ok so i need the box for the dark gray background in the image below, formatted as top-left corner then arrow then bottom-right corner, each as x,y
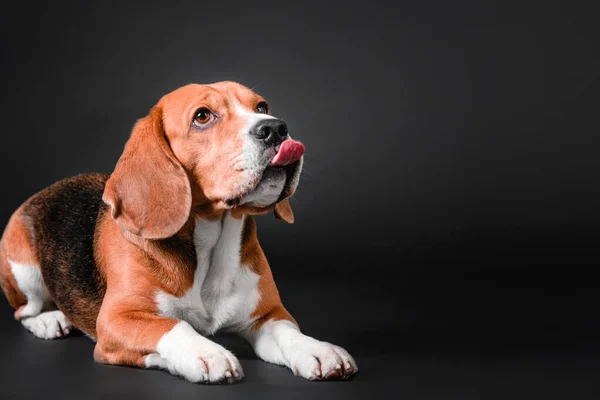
1,1 -> 600,399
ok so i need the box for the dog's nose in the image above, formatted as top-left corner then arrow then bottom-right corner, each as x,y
251,119 -> 288,146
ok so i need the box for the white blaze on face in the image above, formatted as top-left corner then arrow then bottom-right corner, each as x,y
233,98 -> 277,127
231,99 -> 289,207
233,98 -> 275,173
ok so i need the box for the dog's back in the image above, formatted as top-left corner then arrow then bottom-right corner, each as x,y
0,173 -> 108,337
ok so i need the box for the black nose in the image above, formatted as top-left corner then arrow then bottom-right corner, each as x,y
250,119 -> 288,145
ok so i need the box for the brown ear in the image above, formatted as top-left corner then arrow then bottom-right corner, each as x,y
103,107 -> 191,239
273,198 -> 294,224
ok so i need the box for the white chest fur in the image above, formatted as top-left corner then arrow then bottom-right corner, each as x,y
155,212 -> 260,335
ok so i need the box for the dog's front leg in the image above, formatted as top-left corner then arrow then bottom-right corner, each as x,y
239,216 -> 357,380
94,305 -> 243,383
245,319 -> 358,380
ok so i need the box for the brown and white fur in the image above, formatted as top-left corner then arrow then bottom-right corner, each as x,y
0,82 -> 356,383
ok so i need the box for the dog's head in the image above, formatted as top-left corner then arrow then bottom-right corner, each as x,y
103,82 -> 303,239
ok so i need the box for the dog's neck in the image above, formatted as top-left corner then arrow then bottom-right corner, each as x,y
192,212 -> 246,292
117,209 -> 248,295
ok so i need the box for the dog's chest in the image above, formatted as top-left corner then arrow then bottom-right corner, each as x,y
155,213 -> 260,335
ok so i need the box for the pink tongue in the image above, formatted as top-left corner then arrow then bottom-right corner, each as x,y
270,139 -> 305,166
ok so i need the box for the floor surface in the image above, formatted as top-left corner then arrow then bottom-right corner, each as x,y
1,247 -> 600,399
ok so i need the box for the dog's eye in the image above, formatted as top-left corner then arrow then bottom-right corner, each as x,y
255,102 -> 269,114
193,108 -> 215,127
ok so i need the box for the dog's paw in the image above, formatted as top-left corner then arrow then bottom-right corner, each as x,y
290,341 -> 358,381
147,344 -> 244,384
21,310 -> 73,339
191,345 -> 244,384
146,323 -> 244,384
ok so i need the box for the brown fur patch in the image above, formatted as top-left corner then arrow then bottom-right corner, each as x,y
0,208 -> 37,316
274,199 -> 295,223
241,216 -> 297,330
103,107 -> 192,240
93,211 -> 195,362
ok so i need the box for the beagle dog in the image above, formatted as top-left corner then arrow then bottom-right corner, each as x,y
0,82 -> 357,383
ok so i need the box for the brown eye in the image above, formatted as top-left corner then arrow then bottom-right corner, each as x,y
255,102 -> 269,114
193,107 -> 215,127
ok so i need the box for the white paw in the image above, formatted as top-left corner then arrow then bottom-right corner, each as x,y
147,343 -> 244,384
290,340 -> 358,381
147,322 -> 244,384
21,310 -> 73,339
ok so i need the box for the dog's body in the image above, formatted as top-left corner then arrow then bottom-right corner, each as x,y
0,82 -> 356,383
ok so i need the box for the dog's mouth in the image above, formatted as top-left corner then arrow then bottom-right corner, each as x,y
224,141 -> 304,209
266,160 -> 302,201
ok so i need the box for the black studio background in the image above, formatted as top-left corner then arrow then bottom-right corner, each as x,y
1,1 -> 600,399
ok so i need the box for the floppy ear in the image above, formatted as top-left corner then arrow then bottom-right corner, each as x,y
273,198 -> 294,224
103,106 -> 192,239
